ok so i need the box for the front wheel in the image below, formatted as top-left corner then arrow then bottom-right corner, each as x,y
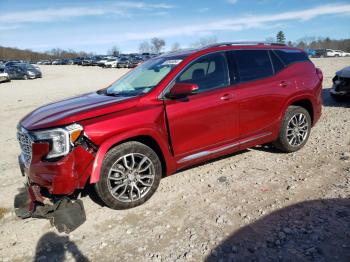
95,142 -> 162,209
273,106 -> 311,153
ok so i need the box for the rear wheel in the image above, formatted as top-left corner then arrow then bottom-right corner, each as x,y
273,106 -> 311,152
23,75 -> 28,80
95,142 -> 162,209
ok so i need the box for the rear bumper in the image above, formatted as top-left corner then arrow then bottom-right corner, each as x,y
19,143 -> 95,195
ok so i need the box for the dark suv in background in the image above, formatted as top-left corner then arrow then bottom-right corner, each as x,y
17,42 -> 322,222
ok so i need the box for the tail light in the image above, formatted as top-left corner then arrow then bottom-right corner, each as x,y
316,68 -> 323,81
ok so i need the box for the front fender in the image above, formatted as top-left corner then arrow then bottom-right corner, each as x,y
89,128 -> 175,184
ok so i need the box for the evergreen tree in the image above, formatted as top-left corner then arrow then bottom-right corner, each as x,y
276,31 -> 286,44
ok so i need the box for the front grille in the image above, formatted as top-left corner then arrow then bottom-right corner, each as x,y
17,127 -> 33,166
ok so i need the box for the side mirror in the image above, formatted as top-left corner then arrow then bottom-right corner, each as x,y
166,83 -> 199,99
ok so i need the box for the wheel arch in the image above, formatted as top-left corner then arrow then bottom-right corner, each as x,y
290,99 -> 314,124
89,130 -> 175,184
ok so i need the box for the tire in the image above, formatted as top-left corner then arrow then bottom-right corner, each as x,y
23,75 -> 28,80
273,106 -> 311,153
330,92 -> 348,102
95,141 -> 162,209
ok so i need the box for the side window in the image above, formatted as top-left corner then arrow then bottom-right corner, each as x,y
234,50 -> 273,82
269,50 -> 285,73
177,52 -> 229,92
274,49 -> 309,65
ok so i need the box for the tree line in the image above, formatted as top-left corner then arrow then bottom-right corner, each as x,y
1,34 -> 350,61
0,46 -> 92,61
273,31 -> 350,52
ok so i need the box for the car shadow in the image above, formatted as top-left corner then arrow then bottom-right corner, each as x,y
322,88 -> 350,108
34,232 -> 89,262
205,198 -> 350,262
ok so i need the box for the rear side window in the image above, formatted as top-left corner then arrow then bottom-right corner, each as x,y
274,49 -> 309,65
232,50 -> 273,82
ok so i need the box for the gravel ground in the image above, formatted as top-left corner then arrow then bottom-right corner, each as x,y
0,59 -> 349,262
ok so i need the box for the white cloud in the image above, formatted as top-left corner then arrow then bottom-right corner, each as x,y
118,3 -> 350,41
0,1 -> 174,24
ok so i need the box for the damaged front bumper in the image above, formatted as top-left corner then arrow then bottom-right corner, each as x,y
14,142 -> 94,233
14,183 -> 86,233
330,73 -> 350,97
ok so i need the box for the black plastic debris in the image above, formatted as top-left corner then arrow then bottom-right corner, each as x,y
14,188 -> 86,233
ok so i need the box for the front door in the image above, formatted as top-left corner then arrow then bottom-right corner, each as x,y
164,52 -> 239,162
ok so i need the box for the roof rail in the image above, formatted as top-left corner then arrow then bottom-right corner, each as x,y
204,41 -> 286,48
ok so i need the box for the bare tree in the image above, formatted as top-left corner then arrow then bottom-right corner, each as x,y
151,37 -> 166,54
191,36 -> 218,48
139,41 -> 151,53
171,42 -> 181,51
107,46 -> 120,56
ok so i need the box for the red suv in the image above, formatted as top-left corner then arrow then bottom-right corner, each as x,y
17,42 -> 323,211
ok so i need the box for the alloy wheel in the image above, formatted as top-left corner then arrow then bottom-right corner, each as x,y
107,153 -> 155,203
286,113 -> 309,147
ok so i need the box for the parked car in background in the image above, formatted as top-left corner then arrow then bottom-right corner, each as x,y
52,59 -> 63,65
72,57 -> 84,65
4,60 -> 21,67
7,63 -> 42,79
81,57 -> 93,66
337,50 -> 350,57
127,58 -> 143,68
330,66 -> 350,100
17,42 -> 322,217
104,58 -> 119,68
41,60 -> 52,65
31,64 -> 41,71
305,49 -> 315,57
97,57 -> 114,67
116,57 -> 129,68
6,65 -> 28,79
0,65 -> 10,83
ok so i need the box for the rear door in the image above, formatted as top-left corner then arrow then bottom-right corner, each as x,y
164,52 -> 239,161
226,49 -> 292,141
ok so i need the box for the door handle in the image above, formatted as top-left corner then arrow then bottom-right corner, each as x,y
220,94 -> 233,101
279,81 -> 291,87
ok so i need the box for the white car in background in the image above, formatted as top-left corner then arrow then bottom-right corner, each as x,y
97,57 -> 115,67
104,58 -> 120,68
337,50 -> 350,57
0,67 -> 10,83
325,49 -> 350,57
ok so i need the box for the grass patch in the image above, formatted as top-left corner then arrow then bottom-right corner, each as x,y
0,207 -> 8,220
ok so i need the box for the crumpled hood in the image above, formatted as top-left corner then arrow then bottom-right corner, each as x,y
336,66 -> 350,78
20,92 -> 138,130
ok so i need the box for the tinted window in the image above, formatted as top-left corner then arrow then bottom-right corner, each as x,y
226,52 -> 239,84
274,49 -> 309,65
269,50 -> 285,73
177,52 -> 229,92
234,50 -> 273,82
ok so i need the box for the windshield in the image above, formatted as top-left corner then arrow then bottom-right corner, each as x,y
105,57 -> 183,96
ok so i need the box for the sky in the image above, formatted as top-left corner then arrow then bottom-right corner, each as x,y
1,0 -> 350,54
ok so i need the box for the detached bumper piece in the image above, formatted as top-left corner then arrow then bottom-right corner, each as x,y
14,184 -> 86,233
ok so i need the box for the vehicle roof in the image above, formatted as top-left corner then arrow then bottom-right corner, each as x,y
160,42 -> 302,59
